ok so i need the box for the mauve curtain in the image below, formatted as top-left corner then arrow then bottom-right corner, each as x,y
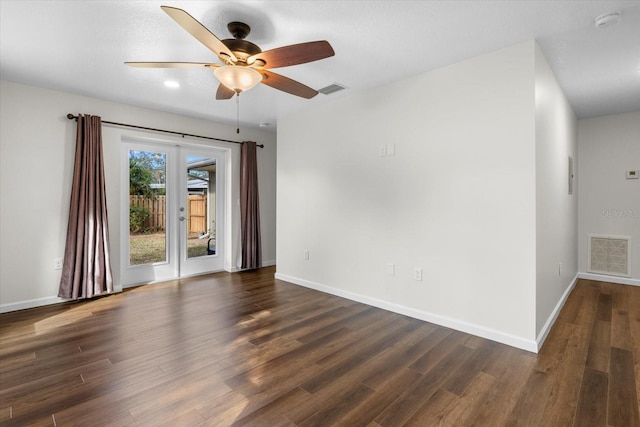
240,141 -> 262,270
58,114 -> 114,299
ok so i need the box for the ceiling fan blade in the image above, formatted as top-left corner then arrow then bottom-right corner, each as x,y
160,6 -> 238,63
216,84 -> 236,100
248,41 -> 334,69
259,70 -> 318,99
125,62 -> 218,68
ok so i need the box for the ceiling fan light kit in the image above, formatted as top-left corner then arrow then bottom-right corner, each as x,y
214,66 -> 262,93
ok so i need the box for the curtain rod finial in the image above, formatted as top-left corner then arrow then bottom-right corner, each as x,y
67,113 -> 76,120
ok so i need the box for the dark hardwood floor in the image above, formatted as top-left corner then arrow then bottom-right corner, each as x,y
1,267 -> 639,426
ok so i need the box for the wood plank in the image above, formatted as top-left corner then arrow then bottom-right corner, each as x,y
611,285 -> 633,351
505,369 -> 555,426
424,371 -> 496,426
408,330 -> 468,374
608,347 -> 640,427
441,340 -> 496,396
362,326 -> 453,391
283,347 -> 415,425
596,293 -> 612,322
223,327 -> 353,390
335,368 -> 424,426
196,364 -> 322,424
463,353 -> 536,426
298,383 -> 375,427
375,345 -> 474,426
403,387 -> 460,427
628,281 -> 640,414
300,316 -> 414,394
230,387 -> 311,427
573,367 -> 608,427
539,281 -> 601,426
585,319 -> 611,373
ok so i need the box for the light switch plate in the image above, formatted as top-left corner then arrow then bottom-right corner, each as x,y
386,263 -> 395,276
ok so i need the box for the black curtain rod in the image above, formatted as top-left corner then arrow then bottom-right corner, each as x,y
66,114 -> 264,148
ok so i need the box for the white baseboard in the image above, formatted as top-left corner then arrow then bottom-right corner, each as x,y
535,274 -> 579,351
227,260 -> 276,273
274,272 -> 538,353
0,296 -> 68,313
578,272 -> 640,287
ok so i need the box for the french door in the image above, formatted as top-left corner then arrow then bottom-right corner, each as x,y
121,140 -> 226,286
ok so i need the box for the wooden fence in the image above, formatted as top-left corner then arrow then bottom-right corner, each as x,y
129,195 -> 207,233
188,195 -> 207,234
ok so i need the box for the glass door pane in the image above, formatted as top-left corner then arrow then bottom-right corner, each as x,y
128,149 -> 168,266
179,147 -> 225,277
184,154 -> 216,259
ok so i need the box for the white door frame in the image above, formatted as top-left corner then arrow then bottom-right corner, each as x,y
120,136 -> 229,287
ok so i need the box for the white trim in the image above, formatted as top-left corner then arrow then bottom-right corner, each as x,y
227,260 -> 276,273
274,272 -> 538,353
536,274 -> 579,351
578,272 -> 640,287
0,293 -> 116,314
1,296 -> 67,313
121,269 -> 227,288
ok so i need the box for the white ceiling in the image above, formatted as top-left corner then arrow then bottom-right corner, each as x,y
2,1 -> 639,132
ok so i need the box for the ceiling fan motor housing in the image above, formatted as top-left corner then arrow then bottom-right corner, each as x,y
222,38 -> 262,60
222,22 -> 262,63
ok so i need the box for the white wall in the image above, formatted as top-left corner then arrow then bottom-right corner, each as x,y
277,41 -> 539,350
534,45 -> 578,339
0,80 -> 277,311
578,111 -> 640,284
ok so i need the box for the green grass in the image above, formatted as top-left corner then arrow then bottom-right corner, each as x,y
129,232 -> 212,265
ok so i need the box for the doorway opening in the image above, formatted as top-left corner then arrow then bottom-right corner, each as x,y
121,140 -> 226,286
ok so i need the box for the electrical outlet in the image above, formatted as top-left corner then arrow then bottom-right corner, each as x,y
386,144 -> 395,156
54,258 -> 63,270
414,268 -> 423,281
304,250 -> 310,260
379,145 -> 387,157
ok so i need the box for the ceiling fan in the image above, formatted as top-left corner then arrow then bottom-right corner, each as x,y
126,6 -> 335,100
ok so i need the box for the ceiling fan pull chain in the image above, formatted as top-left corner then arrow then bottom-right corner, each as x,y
236,92 -> 240,134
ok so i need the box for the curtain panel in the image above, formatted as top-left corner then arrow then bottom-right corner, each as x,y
58,114 -> 114,299
240,141 -> 262,270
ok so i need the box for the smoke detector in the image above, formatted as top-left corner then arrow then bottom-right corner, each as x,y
594,12 -> 621,28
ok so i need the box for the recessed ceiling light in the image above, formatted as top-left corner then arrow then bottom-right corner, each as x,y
594,12 -> 621,28
164,80 -> 180,88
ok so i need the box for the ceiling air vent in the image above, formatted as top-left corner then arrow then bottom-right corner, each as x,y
318,83 -> 348,95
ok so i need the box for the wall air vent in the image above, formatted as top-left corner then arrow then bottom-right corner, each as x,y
588,235 -> 631,277
318,83 -> 348,95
